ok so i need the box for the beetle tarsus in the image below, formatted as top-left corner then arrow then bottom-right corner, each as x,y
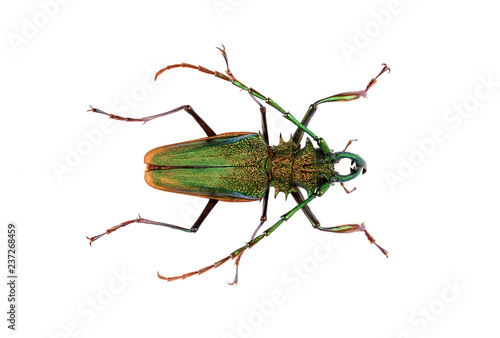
228,253 -> 243,285
216,44 -> 226,54
86,218 -> 137,245
375,243 -> 389,257
216,44 -> 235,80
86,105 -> 216,136
363,227 -> 388,257
86,236 -> 95,246
365,63 -> 391,92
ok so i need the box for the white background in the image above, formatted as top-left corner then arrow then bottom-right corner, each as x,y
1,0 -> 499,337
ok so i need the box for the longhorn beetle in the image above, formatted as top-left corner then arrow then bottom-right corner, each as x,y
87,45 -> 390,284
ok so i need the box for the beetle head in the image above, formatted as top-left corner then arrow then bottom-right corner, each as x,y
327,151 -> 367,184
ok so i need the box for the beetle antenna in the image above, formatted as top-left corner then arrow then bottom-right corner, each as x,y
361,223 -> 388,257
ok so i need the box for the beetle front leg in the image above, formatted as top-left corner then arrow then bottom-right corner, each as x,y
292,64 -> 390,144
291,190 -> 388,257
315,222 -> 388,257
87,199 -> 218,245
87,105 -> 216,137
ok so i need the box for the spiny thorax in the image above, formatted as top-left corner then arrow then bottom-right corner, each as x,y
270,136 -> 332,198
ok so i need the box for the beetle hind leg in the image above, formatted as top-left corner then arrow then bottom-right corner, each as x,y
315,222 -> 388,257
87,105 -> 216,137
247,93 -> 269,145
87,199 -> 218,245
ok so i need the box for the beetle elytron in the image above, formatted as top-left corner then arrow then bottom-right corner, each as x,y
87,46 -> 389,284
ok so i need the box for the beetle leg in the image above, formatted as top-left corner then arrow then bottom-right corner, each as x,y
155,48 -> 321,146
216,44 -> 235,80
229,188 -> 270,285
247,93 -> 270,145
86,199 -> 218,245
158,189 -> 318,282
87,105 -> 216,137
318,222 -> 388,257
292,64 -> 390,144
291,190 -> 388,257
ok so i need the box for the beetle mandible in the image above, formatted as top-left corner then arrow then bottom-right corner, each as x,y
87,45 -> 390,284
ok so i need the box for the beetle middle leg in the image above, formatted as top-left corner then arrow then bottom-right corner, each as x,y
227,93 -> 272,284
291,190 -> 388,256
229,188 -> 270,285
248,93 -> 269,145
158,187 -> 319,282
228,94 -> 270,285
88,105 -> 216,137
86,199 -> 218,245
216,44 -> 236,81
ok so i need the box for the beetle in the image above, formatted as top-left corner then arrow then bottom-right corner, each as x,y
87,45 -> 389,284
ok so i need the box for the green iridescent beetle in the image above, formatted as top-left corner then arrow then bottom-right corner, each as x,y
87,46 -> 390,284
